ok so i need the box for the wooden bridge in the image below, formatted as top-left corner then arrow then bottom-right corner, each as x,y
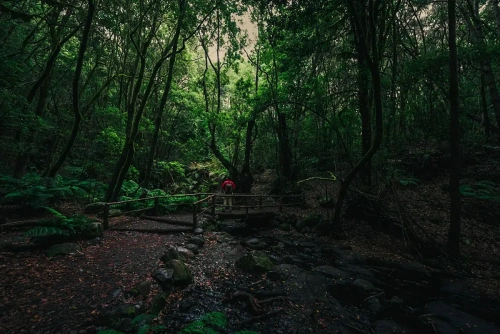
103,193 -> 304,233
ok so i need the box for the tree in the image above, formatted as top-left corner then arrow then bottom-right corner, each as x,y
447,0 -> 461,256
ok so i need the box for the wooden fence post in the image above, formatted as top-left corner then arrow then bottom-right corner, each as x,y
154,197 -> 159,216
103,204 -> 109,229
197,194 -> 201,212
211,195 -> 216,216
192,204 -> 197,230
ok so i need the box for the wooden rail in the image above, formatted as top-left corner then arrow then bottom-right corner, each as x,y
102,193 -> 304,231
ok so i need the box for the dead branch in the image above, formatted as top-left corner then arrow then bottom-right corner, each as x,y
224,291 -> 262,314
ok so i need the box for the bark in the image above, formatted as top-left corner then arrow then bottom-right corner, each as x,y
461,1 -> 500,134
481,72 -> 491,138
491,0 -> 500,41
47,0 -> 97,177
447,0 -> 461,256
142,0 -> 186,187
333,0 -> 384,230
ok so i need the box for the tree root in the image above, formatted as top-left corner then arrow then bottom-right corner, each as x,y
235,308 -> 284,327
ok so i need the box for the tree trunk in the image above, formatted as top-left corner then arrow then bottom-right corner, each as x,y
333,0 -> 384,230
491,0 -> 500,41
142,0 -> 186,187
447,0 -> 461,256
481,72 -> 491,138
47,0 -> 97,177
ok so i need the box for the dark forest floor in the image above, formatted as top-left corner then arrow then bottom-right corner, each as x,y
1,158 -> 500,334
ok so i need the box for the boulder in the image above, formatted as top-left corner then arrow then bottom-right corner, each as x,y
241,238 -> 266,250
151,268 -> 174,293
131,281 -> 151,297
236,251 -> 274,273
150,293 -> 166,315
83,222 -> 103,239
176,246 -> 195,260
194,228 -> 204,235
184,243 -> 199,254
46,243 -> 81,257
161,247 -> 182,263
84,202 -> 106,214
166,260 -> 193,286
188,236 -> 205,247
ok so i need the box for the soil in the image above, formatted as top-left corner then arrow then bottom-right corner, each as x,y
0,160 -> 499,334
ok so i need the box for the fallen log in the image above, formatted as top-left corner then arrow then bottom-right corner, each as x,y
0,219 -> 43,230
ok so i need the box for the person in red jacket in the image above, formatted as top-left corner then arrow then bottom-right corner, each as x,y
221,178 -> 236,211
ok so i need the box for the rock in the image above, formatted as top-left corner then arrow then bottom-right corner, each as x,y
241,238 -> 266,250
212,232 -> 233,243
84,202 -> 106,213
150,293 -> 166,315
303,213 -> 323,227
184,243 -> 199,254
176,246 -> 195,260
82,222 -> 103,239
372,320 -> 407,334
351,278 -> 379,295
366,297 -> 383,316
134,300 -> 146,314
133,281 -> 152,297
236,251 -> 274,273
166,259 -> 193,286
194,228 -> 204,235
151,268 -> 174,293
390,296 -> 404,306
117,303 -> 137,318
117,317 -> 134,332
161,246 -> 182,263
339,265 -> 374,278
111,288 -> 122,298
88,237 -> 102,246
423,300 -> 500,334
46,243 -> 81,257
313,265 -> 350,281
188,235 -> 205,247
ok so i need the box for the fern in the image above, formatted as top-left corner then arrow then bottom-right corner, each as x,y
460,181 -> 500,202
25,227 -> 69,238
41,206 -> 67,219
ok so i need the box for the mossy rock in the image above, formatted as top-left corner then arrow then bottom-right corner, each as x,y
167,260 -> 193,286
236,251 -> 273,273
151,293 -> 166,315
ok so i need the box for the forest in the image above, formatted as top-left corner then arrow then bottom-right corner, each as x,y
1,0 -> 500,333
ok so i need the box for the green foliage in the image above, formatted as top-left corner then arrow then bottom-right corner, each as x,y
97,330 -> 124,334
137,325 -> 150,334
178,312 -> 226,334
460,181 -> 500,202
24,207 -> 96,239
0,173 -> 91,207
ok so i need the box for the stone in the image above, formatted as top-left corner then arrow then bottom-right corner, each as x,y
241,238 -> 266,250
151,268 -> 174,293
313,265 -> 350,281
88,237 -> 102,246
194,228 -> 204,235
151,293 -> 166,315
184,243 -> 199,254
236,251 -> 274,273
161,247 -> 181,263
46,243 -> 81,257
366,297 -> 383,316
188,236 -> 205,247
134,281 -> 152,297
176,246 -> 195,260
166,259 -> 193,286
84,202 -> 106,214
134,300 -> 146,314
117,303 -> 137,318
303,213 -> 323,227
117,317 -> 134,332
82,222 -> 103,239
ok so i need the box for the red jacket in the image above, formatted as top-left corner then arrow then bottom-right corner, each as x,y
221,180 -> 236,193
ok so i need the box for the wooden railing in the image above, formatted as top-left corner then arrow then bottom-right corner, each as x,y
102,193 -> 304,231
